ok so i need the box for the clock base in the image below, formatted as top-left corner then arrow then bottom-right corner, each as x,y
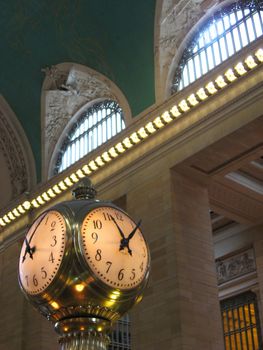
55,317 -> 110,350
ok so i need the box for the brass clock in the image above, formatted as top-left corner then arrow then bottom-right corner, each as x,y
79,206 -> 149,290
18,178 -> 150,349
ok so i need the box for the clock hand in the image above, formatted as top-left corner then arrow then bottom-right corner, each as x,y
22,213 -> 47,263
22,237 -> 33,262
110,215 -> 125,239
28,212 -> 48,245
120,220 -> 141,256
110,215 -> 133,256
127,219 -> 142,241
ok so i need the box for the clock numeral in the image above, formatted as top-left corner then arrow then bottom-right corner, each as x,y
103,212 -> 112,221
93,220 -> 102,230
49,252 -> 55,264
41,267 -> 47,279
106,261 -> 112,273
33,274 -> 38,286
115,212 -> 124,221
142,247 -> 146,258
95,249 -> 102,261
50,235 -> 57,247
25,275 -> 29,287
91,232 -> 98,244
45,215 -> 49,225
118,268 -> 124,281
50,221 -> 56,231
130,268 -> 136,280
140,262 -> 144,272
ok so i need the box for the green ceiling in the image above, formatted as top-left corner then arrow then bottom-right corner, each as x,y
1,0 -> 156,179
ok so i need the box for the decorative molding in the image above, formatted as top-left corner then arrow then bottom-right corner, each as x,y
216,248 -> 256,285
41,63 -> 132,180
0,96 -> 36,202
0,112 -> 27,197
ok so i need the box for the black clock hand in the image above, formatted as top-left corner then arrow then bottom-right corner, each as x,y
22,237 -> 33,263
110,215 -> 125,239
127,219 -> 142,241
110,215 -> 133,256
28,212 -> 48,245
22,213 -> 47,263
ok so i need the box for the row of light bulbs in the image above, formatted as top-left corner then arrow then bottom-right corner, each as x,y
1,48 -> 263,228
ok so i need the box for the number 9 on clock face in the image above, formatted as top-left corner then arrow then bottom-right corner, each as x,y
80,206 -> 149,290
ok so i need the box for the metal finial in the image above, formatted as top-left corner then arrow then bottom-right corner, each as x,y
72,178 -> 97,200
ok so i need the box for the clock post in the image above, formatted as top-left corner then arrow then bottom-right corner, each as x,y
18,178 -> 150,349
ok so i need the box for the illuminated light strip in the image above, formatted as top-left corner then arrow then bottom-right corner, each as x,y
0,48 -> 262,228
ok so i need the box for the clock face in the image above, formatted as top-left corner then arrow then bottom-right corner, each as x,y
19,210 -> 66,295
80,206 -> 149,290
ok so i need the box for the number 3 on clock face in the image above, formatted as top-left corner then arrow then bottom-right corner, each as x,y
81,206 -> 149,290
18,211 -> 66,295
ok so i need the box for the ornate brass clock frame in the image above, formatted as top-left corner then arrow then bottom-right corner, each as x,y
18,178 -> 150,349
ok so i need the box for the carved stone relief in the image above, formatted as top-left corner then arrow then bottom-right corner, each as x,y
216,248 -> 256,285
0,106 -> 30,208
155,0 -> 223,100
41,63 -> 131,179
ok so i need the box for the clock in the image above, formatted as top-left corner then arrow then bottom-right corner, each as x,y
18,210 -> 67,295
18,179 -> 150,347
80,206 -> 149,290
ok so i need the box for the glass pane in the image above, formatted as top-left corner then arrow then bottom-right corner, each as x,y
223,15 -> 231,30
230,12 -> 237,25
206,46 -> 214,70
204,30 -> 211,45
107,117 -> 112,139
209,22 -> 217,39
80,136 -> 84,158
93,127 -> 97,148
216,19 -> 224,35
182,66 -> 189,87
236,9 -> 243,20
253,12 -> 262,37
226,32 -> 234,56
188,59 -> 195,83
213,41 -> 221,65
200,50 -> 208,74
112,115 -> 117,136
233,27 -> 241,51
246,17 -> 256,41
102,120 -> 107,142
194,55 -> 201,78
76,139 -> 80,161
252,327 -> 259,348
98,124 -> 102,146
219,37 -> 227,60
239,22 -> 248,46
230,334 -> 236,350
241,331 -> 248,350
198,33 -> 205,48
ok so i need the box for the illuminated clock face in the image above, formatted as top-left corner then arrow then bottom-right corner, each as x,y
81,206 -> 149,290
19,210 -> 66,295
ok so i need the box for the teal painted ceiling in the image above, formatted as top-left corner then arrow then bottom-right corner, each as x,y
1,0 -> 156,179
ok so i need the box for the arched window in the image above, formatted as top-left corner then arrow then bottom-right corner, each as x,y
55,100 -> 125,174
172,1 -> 263,92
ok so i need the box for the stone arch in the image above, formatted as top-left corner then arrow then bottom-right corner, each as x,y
41,62 -> 132,180
155,0 -> 232,101
0,96 -> 36,209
